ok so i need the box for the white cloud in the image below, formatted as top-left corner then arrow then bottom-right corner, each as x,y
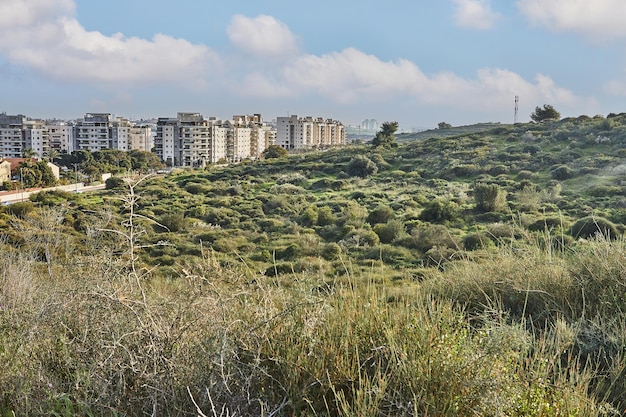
233,72 -> 293,98
517,0 -> 626,41
280,48 -> 428,102
239,48 -> 580,113
0,1 -> 582,123
604,80 -> 626,96
0,0 -> 221,86
227,14 -> 299,57
452,0 -> 502,30
0,0 -> 74,29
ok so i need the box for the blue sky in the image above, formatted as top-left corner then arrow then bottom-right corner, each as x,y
2,0 -> 626,129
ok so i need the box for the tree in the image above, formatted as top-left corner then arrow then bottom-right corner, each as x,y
22,148 -> 37,159
530,104 -> 560,122
37,161 -> 57,187
438,122 -> 452,129
263,145 -> 288,159
18,160 -> 56,188
371,121 -> 398,148
94,149 -> 131,173
43,148 -> 60,163
129,150 -> 164,173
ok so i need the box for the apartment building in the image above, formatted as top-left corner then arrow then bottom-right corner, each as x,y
111,117 -> 132,151
0,113 -> 28,158
74,113 -> 140,152
23,119 -> 49,157
47,123 -> 74,153
275,115 -> 346,150
128,125 -> 153,152
155,113 -> 273,166
74,113 -> 114,152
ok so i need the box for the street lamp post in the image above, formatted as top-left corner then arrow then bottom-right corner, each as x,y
20,167 -> 24,202
74,164 -> 78,193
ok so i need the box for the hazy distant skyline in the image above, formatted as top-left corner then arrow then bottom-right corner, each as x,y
2,0 -> 626,129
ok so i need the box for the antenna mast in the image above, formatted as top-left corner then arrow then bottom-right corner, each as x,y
514,95 -> 519,124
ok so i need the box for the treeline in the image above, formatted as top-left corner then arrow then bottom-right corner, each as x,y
55,149 -> 164,182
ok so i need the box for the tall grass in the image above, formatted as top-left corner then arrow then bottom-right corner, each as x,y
2,216 -> 626,415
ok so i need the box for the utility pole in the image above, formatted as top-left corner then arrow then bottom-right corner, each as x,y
73,164 -> 78,193
514,95 -> 519,124
20,167 -> 24,202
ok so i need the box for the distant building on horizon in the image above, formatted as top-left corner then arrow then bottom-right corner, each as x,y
361,119 -> 379,131
275,115 -> 346,150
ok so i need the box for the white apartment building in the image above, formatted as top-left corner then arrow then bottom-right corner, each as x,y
75,113 -> 114,152
128,125 -> 153,152
74,113 -> 147,152
155,117 -> 179,165
0,113 -> 28,158
111,117 -> 132,151
23,119 -> 49,157
208,121 -> 228,164
155,113 -> 273,166
48,123 -> 74,153
1,113 -> 75,157
276,115 -> 346,150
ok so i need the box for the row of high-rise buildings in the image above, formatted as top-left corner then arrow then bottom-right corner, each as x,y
0,112 -> 347,166
156,113 -> 275,167
0,112 -> 153,157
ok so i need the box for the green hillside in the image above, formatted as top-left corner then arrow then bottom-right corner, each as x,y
3,113 -> 626,415
396,121 -> 504,142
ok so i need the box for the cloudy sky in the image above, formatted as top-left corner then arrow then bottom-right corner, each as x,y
1,0 -> 625,129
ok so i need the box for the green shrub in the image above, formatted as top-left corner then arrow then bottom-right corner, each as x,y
317,206 -> 337,227
346,155 -> 378,178
473,183 -> 507,212
322,242 -> 342,260
310,178 -> 332,190
515,186 -> 543,212
2,201 -> 35,218
204,207 -> 240,227
157,213 -> 188,233
570,216 -> 618,240
330,180 -> 348,191
341,228 -> 380,248
343,201 -> 368,227
276,243 -> 302,261
528,217 -> 570,232
489,165 -> 509,176
587,184 -> 623,197
462,233 -> 492,251
373,220 -> 406,244
551,165 -> 574,180
408,224 -> 459,252
276,172 -> 307,186
105,176 -> 126,190
263,145 -> 288,159
184,182 -> 210,194
419,199 -> 459,223
367,205 -> 395,225
362,244 -> 415,265
299,205 -> 318,226
30,189 -> 75,206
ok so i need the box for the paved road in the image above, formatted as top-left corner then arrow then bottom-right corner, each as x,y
0,182 -> 106,204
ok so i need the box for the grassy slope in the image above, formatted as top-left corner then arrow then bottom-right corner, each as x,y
3,114 -> 626,414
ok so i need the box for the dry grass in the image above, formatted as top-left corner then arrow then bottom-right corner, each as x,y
2,201 -> 626,415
